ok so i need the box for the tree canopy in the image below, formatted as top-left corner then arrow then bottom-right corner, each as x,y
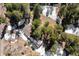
59,4 -> 79,30
5,3 -> 30,23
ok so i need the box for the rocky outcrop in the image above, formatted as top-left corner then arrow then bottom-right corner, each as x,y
0,3 -> 6,19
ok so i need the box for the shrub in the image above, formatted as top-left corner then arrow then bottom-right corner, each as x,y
0,18 -> 6,24
31,19 -> 41,31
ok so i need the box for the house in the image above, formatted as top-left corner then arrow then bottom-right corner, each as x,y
65,24 -> 79,36
42,4 -> 60,21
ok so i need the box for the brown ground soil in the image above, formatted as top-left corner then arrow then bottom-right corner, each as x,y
40,15 -> 56,28
0,38 -> 40,56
